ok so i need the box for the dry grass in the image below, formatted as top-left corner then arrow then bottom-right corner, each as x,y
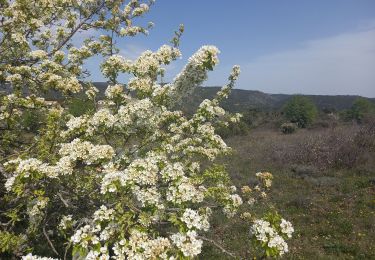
200,122 -> 375,259
227,122 -> 375,172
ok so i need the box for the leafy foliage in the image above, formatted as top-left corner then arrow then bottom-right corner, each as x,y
341,97 -> 375,123
283,96 -> 318,128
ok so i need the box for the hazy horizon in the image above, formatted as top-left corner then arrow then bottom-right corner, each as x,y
89,82 -> 375,98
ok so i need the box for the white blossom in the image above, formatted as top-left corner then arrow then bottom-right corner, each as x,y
170,231 -> 202,257
181,208 -> 210,231
21,254 -> 58,260
280,219 -> 294,238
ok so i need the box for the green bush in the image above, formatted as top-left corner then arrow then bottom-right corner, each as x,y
216,121 -> 249,138
283,96 -> 318,128
341,98 -> 375,123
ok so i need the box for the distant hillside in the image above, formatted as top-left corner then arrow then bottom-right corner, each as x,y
180,86 -> 375,113
2,82 -> 374,112
181,87 -> 278,113
269,94 -> 374,112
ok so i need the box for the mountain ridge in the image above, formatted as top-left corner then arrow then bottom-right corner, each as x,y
1,82 -> 374,112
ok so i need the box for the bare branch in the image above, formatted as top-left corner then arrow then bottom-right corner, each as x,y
198,236 -> 238,259
57,193 -> 70,208
43,226 -> 59,256
51,1 -> 106,56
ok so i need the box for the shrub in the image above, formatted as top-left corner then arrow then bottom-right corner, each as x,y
279,125 -> 375,170
283,96 -> 318,128
216,120 -> 249,138
280,122 -> 297,134
343,98 -> 375,123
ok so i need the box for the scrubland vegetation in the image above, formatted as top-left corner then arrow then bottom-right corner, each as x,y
202,105 -> 375,259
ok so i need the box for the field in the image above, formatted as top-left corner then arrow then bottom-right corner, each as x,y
201,123 -> 375,259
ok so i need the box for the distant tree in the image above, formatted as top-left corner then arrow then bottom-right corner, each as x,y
350,98 -> 375,123
283,96 -> 318,128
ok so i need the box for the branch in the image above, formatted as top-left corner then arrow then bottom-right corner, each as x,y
57,192 -> 70,208
198,236 -> 238,259
51,1 -> 106,56
43,225 -> 59,256
0,164 -> 6,175
64,242 -> 72,260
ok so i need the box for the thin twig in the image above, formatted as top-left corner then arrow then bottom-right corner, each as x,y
57,192 -> 70,208
51,1 -> 106,56
198,236 -> 238,259
64,242 -> 72,260
43,225 -> 59,256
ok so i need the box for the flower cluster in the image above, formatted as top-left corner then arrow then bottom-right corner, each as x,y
105,84 -> 125,99
21,254 -> 58,260
250,216 -> 294,257
256,171 -> 273,189
59,138 -> 115,165
170,46 -> 220,103
181,208 -> 210,231
58,215 -> 73,230
113,230 -> 171,259
280,218 -> 294,238
223,194 -> 243,217
170,231 -> 203,257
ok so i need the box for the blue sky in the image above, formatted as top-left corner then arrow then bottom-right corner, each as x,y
86,0 -> 375,97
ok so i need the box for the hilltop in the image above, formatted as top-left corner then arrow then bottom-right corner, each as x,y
2,82 -> 374,112
90,83 -> 374,112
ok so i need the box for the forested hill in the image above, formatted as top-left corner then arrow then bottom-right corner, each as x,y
88,84 -> 375,112
1,82 -> 374,112
176,86 -> 375,113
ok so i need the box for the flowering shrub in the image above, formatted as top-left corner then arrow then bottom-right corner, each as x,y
0,0 -> 293,258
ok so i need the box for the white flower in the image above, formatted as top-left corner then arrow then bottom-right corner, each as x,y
280,219 -> 294,238
29,50 -> 47,59
114,230 -> 171,259
167,178 -> 204,204
230,194 -> 243,207
21,254 -> 59,260
87,109 -> 117,135
169,46 -> 220,103
59,138 -> 115,164
250,220 -> 274,243
268,235 -> 289,255
58,215 -> 73,230
181,208 -> 210,231
170,231 -> 202,257
105,84 -> 124,99
5,176 -> 16,191
93,205 -> 114,221
12,33 -> 27,44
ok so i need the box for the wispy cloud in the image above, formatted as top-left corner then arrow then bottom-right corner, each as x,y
119,44 -> 147,60
234,28 -> 375,97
